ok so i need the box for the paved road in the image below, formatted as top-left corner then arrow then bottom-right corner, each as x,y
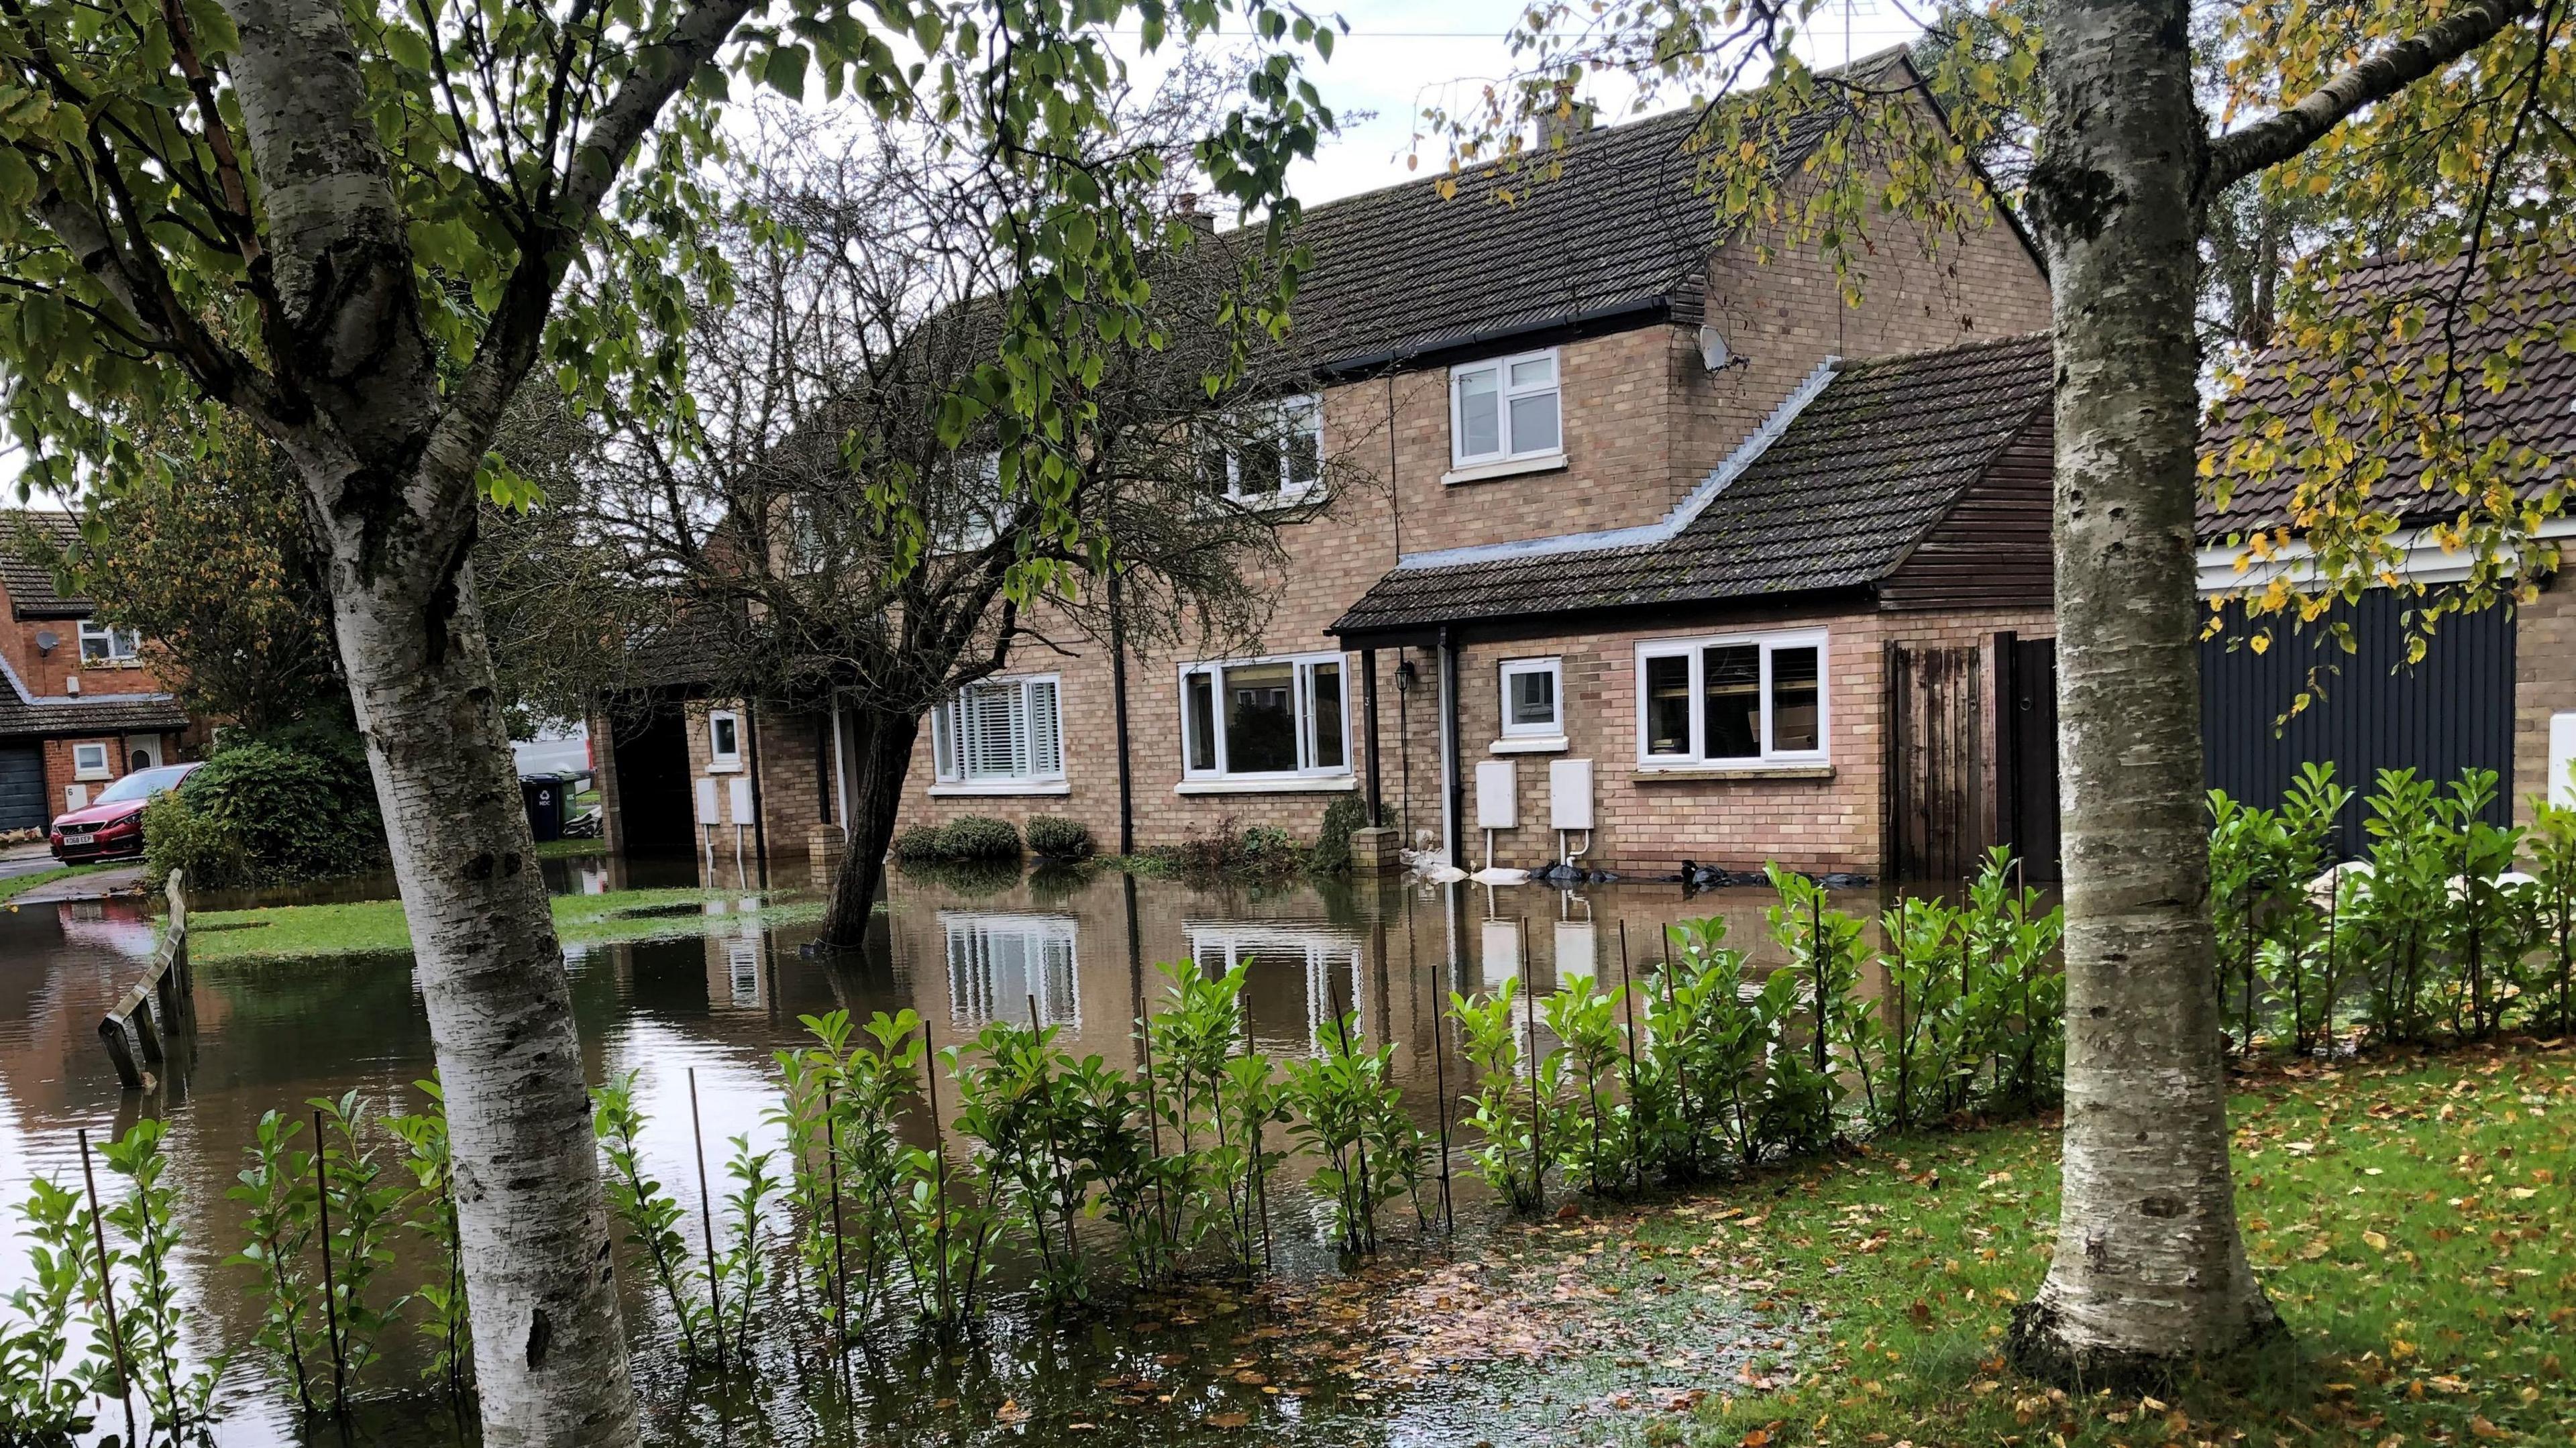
9,863 -> 149,904
0,840 -> 60,881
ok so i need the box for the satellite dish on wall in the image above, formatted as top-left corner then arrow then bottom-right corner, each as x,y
33,630 -> 59,653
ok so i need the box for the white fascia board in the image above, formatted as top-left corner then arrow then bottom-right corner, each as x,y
1393,356 -> 1842,573
2196,514 -> 2576,596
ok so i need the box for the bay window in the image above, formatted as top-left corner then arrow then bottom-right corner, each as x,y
1449,347 -> 1562,474
1635,630 -> 1827,767
931,675 -> 1065,789
1179,653 -> 1349,781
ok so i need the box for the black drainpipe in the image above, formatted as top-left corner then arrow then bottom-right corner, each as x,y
1362,647 -> 1384,828
1439,625 -> 1462,868
1109,568 -> 1136,856
743,697 -> 770,888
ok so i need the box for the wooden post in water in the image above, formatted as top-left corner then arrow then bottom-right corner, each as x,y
78,1129 -> 140,1448
687,1067 -> 727,1374
312,1110 -> 350,1419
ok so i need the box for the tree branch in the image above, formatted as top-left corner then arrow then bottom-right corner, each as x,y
2202,0 -> 2542,197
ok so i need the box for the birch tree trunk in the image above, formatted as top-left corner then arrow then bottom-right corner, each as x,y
2006,0 -> 2279,1386
325,539 -> 641,1445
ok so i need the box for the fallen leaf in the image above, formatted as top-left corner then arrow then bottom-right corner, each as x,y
1203,1411 -> 1250,1429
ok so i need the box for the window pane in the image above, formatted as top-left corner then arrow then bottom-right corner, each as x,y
1222,662 -> 1298,773
1308,662 -> 1344,769
1509,667 -> 1557,728
80,626 -> 109,662
1703,645 -> 1761,759
1456,368 -> 1500,457
1028,680 -> 1063,775
712,716 -> 738,758
1508,355 -> 1554,388
1769,646 -> 1820,751
933,704 -> 956,779
1644,655 -> 1692,756
1509,392 -> 1560,455
1185,671 -> 1218,772
964,683 -> 1024,778
1285,400 -> 1322,492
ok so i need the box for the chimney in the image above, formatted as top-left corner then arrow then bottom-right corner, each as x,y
1534,100 -> 1597,153
1174,192 -> 1215,235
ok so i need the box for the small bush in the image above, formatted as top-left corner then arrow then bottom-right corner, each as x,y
141,732 -> 386,889
937,815 -> 1021,861
890,824 -> 947,864
1024,814 -> 1093,862
1173,814 -> 1307,879
1309,794 -> 1367,875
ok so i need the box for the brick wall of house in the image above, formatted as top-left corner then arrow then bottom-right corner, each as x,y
2514,572 -> 2576,821
862,203 -> 2051,869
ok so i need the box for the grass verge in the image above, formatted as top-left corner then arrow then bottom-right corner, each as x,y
187,886 -> 822,963
532,836 -> 609,860
1437,1044 -> 2572,1448
0,862 -> 107,906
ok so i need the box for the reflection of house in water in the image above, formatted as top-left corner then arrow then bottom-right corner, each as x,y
56,899 -> 159,960
1187,923 -> 1364,1055
941,911 -> 1080,1029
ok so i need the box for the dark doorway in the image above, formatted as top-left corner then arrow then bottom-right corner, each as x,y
609,700 -> 696,854
0,744 -> 44,832
2200,592 -> 2514,847
1997,634 -> 2061,882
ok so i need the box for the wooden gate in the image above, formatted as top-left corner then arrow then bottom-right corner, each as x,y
1886,643 -> 1984,885
1886,633 -> 2062,885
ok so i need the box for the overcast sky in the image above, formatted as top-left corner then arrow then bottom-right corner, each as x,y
1274,0 -> 1931,206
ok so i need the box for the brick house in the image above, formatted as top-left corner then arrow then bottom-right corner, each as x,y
0,513 -> 195,834
595,55 -> 2062,881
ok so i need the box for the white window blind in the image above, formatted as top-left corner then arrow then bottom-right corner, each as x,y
932,676 -> 1065,785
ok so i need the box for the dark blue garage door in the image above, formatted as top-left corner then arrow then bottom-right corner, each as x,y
2200,590 -> 2515,847
0,744 -> 44,832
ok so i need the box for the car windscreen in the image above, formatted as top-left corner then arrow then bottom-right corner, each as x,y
95,765 -> 193,804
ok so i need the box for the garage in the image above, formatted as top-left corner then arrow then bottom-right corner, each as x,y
0,743 -> 45,833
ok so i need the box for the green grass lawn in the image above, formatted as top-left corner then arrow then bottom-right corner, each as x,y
532,836 -> 609,860
0,862 -> 105,906
1445,1045 -> 2572,1448
186,886 -> 820,962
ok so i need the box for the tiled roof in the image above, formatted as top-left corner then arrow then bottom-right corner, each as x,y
0,512 -> 91,618
2200,248 -> 2576,538
1331,331 -> 2053,635
1283,50 -> 1907,372
0,653 -> 188,740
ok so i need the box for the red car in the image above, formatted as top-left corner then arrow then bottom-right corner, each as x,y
50,763 -> 201,864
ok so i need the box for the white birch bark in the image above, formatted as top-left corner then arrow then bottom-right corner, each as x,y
2007,0 -> 2279,1385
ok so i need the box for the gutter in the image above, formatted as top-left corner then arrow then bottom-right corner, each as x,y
2194,514 -> 2576,595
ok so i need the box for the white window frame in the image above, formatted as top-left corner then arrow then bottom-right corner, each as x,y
1497,657 -> 1564,739
1633,628 -> 1830,769
71,742 -> 112,781
1214,394 -> 1324,506
1448,347 -> 1564,474
706,710 -> 743,773
943,911 -> 1081,1029
78,620 -> 141,663
929,674 -> 1066,791
1177,652 -> 1352,785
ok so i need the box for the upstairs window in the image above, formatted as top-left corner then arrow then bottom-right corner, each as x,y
1205,394 -> 1324,505
1499,657 -> 1563,738
1450,348 -> 1562,471
1636,630 -> 1827,767
78,620 -> 141,663
932,675 -> 1065,787
1180,653 -> 1348,779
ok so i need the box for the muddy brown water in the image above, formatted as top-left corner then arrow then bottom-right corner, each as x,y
0,854 -> 1882,1447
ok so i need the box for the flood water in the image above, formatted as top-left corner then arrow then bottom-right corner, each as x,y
0,853 -> 1880,1447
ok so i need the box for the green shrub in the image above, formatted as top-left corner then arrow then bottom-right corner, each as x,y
1024,814 -> 1093,862
140,732 -> 387,889
140,789 -> 256,891
890,824 -> 947,864
936,815 -> 1021,862
1308,795 -> 1366,875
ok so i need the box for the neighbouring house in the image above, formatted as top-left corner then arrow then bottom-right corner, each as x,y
2197,248 -> 2576,842
0,513 -> 196,834
592,49 -> 2063,883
